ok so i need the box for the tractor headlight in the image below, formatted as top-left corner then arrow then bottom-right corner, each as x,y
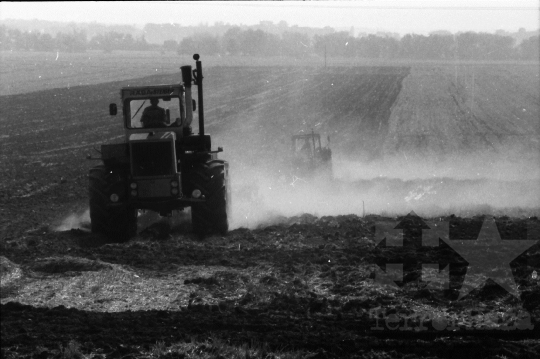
110,194 -> 119,202
171,188 -> 179,195
130,182 -> 137,189
171,180 -> 179,188
192,189 -> 202,198
130,190 -> 138,197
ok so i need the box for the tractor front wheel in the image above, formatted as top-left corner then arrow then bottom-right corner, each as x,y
88,165 -> 137,242
190,160 -> 231,236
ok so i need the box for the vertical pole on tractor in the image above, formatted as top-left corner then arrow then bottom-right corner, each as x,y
180,64 -> 193,133
193,54 -> 204,137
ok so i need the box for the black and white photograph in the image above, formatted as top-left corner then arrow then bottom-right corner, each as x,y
1,1 -> 539,358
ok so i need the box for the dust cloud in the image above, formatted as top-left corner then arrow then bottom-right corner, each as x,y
52,150 -> 540,233
229,146 -> 540,229
54,209 -> 90,232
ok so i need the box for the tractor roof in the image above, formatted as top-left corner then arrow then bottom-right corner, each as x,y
292,133 -> 321,140
121,84 -> 183,100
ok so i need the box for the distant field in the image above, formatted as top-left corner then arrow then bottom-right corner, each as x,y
2,50 -> 538,96
0,50 -> 333,96
385,63 -> 540,157
0,50 -> 187,96
1,57 -> 539,237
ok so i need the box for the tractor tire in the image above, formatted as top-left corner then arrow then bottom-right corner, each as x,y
88,165 -> 137,242
190,160 -> 231,236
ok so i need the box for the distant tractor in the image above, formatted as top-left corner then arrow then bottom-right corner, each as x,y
88,54 -> 230,241
290,131 -> 332,180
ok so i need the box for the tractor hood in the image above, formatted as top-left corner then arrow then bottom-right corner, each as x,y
129,131 -> 176,142
129,131 -> 178,177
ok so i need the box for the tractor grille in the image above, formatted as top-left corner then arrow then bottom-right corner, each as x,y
131,142 -> 175,177
137,178 -> 173,198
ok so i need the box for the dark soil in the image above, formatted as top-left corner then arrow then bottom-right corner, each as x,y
1,213 -> 539,358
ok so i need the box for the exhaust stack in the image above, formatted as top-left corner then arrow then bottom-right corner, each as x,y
180,65 -> 193,131
193,54 -> 204,137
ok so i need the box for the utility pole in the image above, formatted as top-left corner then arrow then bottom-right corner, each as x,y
324,44 -> 327,69
454,34 -> 458,83
363,200 -> 365,218
471,71 -> 475,113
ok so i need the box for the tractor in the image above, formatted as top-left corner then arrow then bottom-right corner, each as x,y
88,54 -> 230,241
290,131 -> 332,180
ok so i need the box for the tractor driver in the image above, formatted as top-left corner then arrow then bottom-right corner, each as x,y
141,98 -> 167,128
299,139 -> 312,160
302,139 -> 312,154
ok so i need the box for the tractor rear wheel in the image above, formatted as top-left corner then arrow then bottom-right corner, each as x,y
88,165 -> 137,242
190,160 -> 231,235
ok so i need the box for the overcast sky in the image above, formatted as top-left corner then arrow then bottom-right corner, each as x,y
0,1 -> 538,34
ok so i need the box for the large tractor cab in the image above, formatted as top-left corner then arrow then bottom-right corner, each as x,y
89,54 -> 230,241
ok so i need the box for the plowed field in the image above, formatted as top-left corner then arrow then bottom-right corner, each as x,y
1,52 -> 539,358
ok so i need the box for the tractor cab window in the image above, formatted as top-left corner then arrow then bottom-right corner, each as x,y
298,139 -> 313,155
127,97 -> 182,129
294,136 -> 322,157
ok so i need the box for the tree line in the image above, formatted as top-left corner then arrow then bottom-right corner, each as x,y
176,28 -> 539,61
0,26 -> 156,53
1,25 -> 538,61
